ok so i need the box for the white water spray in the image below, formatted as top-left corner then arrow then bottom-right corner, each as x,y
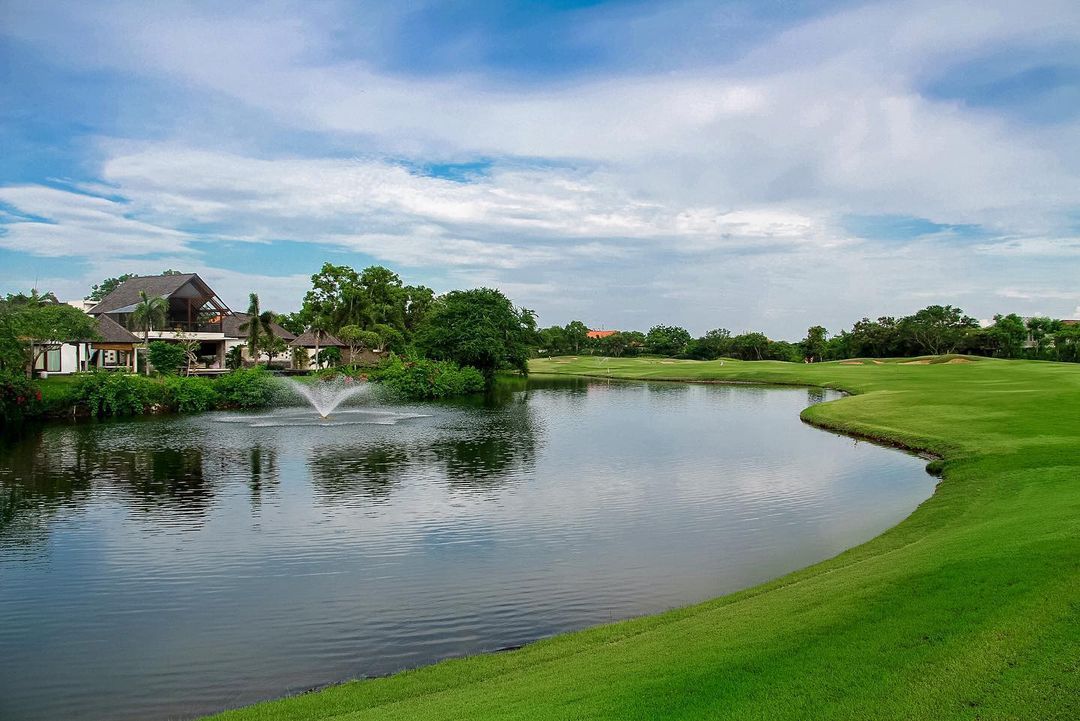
284,378 -> 369,418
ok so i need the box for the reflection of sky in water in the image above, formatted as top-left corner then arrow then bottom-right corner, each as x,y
0,379 -> 934,721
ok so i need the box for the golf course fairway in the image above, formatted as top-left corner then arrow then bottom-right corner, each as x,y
209,356 -> 1079,721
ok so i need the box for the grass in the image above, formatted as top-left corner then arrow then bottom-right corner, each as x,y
208,356 -> 1080,721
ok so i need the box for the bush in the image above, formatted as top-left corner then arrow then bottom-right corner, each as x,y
74,371 -> 155,417
164,376 -> 220,413
371,353 -> 485,399
214,367 -> 278,408
0,372 -> 43,428
147,341 -> 187,375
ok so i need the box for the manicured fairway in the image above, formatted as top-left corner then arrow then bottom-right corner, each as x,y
209,357 -> 1079,721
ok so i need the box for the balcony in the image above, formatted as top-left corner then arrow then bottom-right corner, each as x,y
163,321 -> 223,333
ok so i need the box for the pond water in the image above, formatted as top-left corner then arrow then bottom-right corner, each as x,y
0,377 -> 935,721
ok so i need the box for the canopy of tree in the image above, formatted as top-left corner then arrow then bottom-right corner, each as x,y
415,288 -> 535,381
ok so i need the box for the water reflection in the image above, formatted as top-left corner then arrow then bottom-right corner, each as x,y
310,444 -> 408,504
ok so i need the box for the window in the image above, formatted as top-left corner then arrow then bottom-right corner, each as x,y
46,349 -> 61,372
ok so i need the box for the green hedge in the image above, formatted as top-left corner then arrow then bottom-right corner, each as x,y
371,353 -> 485,399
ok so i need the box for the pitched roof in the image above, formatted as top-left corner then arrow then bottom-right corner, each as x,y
94,315 -> 140,343
68,314 -> 139,344
290,330 -> 346,347
223,313 -> 296,341
587,329 -> 618,339
88,273 -> 210,314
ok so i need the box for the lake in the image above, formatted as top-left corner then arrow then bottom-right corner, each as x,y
0,376 -> 935,721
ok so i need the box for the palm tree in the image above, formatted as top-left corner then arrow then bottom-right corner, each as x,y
309,314 -> 330,369
239,293 -> 278,367
131,291 -> 167,375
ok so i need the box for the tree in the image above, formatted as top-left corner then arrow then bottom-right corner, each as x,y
537,326 -> 568,356
901,305 -> 978,355
290,345 -> 309,371
563,321 -> 590,354
415,288 -> 532,381
371,323 -> 405,354
275,312 -> 306,336
338,325 -> 381,361
597,332 -> 630,357
687,328 -> 732,360
5,295 -> 98,376
800,326 -> 828,362
131,291 -> 168,376
988,314 -> 1028,358
1026,317 -> 1060,358
402,285 -> 435,334
1054,324 -> 1080,363
258,333 -> 288,367
86,273 -> 136,302
316,345 -> 341,368
147,341 -> 187,375
225,345 -> 245,370
731,332 -> 771,360
645,325 -> 691,356
845,316 -> 905,358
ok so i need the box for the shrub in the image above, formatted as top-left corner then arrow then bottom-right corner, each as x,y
0,371 -> 43,428
371,353 -> 485,399
147,341 -> 187,375
164,376 -> 220,413
215,367 -> 278,408
74,371 -> 154,417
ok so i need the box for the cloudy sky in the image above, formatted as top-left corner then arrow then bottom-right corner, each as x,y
1,0 -> 1078,337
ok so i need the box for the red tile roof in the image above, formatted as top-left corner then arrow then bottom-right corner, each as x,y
587,330 -> 618,339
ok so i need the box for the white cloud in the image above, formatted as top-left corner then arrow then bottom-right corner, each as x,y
2,0 -> 1080,332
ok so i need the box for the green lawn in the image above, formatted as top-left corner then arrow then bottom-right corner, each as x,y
209,356 -> 1080,721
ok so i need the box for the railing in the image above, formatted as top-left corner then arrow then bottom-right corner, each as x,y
163,321 -> 223,333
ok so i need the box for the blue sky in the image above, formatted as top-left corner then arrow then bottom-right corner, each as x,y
1,0 -> 1079,336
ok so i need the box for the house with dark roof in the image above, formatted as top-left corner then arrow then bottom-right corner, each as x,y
34,312 -> 141,375
86,273 -> 235,369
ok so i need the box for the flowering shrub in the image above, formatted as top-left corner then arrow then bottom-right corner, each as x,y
0,372 -> 43,428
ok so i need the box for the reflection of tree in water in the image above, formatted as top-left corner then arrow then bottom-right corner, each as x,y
807,388 -> 827,405
0,427 -> 96,552
431,393 -> 541,489
124,447 -> 211,517
0,423 -> 224,550
309,444 -> 409,504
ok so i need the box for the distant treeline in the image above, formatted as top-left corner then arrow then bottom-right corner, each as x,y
537,306 -> 1080,363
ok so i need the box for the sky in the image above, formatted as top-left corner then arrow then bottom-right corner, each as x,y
1,0 -> 1079,338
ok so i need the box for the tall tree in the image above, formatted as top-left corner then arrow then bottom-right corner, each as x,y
563,320 -> 590,354
901,305 -> 978,355
240,293 -> 278,367
86,273 -> 136,302
131,291 -> 168,375
645,325 -> 692,356
800,325 -> 829,362
416,288 -> 533,381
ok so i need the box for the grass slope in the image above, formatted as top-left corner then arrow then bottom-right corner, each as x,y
210,357 -> 1080,721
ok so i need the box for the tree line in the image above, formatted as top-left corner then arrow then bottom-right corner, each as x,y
537,304 -> 1080,363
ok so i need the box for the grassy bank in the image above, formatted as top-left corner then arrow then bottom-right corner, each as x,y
209,356 -> 1079,721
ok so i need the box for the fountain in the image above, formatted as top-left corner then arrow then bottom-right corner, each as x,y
284,377 -> 369,418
